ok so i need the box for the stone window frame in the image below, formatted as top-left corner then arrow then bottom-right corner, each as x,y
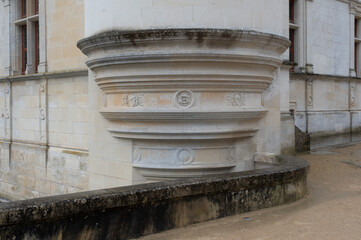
351,1 -> 361,77
10,0 -> 46,75
289,0 -> 301,71
289,0 -> 300,71
288,0 -> 312,73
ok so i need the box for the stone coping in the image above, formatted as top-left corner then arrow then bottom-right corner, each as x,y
0,155 -> 308,239
77,28 -> 290,54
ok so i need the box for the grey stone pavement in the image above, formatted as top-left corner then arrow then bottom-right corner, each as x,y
140,142 -> 361,240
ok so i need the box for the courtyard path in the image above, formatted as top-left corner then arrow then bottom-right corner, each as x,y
140,143 -> 361,240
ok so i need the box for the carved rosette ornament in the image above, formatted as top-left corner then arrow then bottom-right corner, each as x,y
78,29 -> 290,179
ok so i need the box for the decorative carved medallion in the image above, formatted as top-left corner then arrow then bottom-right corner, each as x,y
226,92 -> 246,107
177,148 -> 194,165
227,147 -> 236,162
175,90 -> 194,108
133,147 -> 142,163
40,108 -> 46,120
39,84 -> 46,93
123,94 -> 144,107
5,109 -> 9,119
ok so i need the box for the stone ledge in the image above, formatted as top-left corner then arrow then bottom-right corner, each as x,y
77,28 -> 290,55
290,72 -> 361,82
0,155 -> 309,239
0,69 -> 88,83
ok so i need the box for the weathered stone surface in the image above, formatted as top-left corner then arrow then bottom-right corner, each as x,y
0,155 -> 308,240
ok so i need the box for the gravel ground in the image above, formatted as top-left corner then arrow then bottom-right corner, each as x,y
140,143 -> 361,240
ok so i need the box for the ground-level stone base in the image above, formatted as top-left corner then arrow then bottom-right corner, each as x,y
0,155 -> 308,240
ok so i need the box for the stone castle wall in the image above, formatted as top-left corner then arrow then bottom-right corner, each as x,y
291,73 -> 361,138
0,71 -> 89,200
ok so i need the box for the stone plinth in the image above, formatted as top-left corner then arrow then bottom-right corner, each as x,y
78,29 -> 290,179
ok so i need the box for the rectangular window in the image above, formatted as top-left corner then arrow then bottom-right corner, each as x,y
356,18 -> 358,38
289,29 -> 295,62
289,0 -> 295,23
35,22 -> 39,73
355,43 -> 358,74
15,0 -> 44,75
355,18 -> 360,77
22,25 -> 27,75
34,0 -> 39,14
21,0 -> 27,18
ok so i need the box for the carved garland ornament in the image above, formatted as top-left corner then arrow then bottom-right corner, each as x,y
226,92 -> 246,107
123,94 -> 144,107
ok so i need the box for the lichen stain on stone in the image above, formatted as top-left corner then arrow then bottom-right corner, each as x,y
196,32 -> 207,44
123,30 -> 179,46
62,150 -> 88,156
221,30 -> 233,39
123,33 -> 137,46
173,197 -> 219,228
78,227 -> 96,240
185,31 -> 195,40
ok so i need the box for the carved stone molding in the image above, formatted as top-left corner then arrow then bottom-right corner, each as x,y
350,81 -> 357,108
306,78 -> 313,108
38,80 -> 47,141
78,29 -> 289,179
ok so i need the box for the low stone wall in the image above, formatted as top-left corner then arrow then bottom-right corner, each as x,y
0,156 -> 309,240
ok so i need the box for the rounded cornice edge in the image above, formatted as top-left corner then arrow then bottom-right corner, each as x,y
77,28 -> 291,55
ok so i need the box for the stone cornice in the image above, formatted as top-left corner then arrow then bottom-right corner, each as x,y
290,72 -> 361,82
101,109 -> 267,121
108,127 -> 259,140
77,28 -> 290,56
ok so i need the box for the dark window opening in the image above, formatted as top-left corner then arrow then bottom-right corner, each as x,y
34,0 -> 39,14
289,29 -> 295,62
22,25 -> 27,75
355,43 -> 358,74
35,22 -> 39,73
21,0 -> 27,18
356,19 -> 358,38
289,0 -> 295,23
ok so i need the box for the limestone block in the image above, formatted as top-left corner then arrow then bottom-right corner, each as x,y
47,0 -> 86,72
